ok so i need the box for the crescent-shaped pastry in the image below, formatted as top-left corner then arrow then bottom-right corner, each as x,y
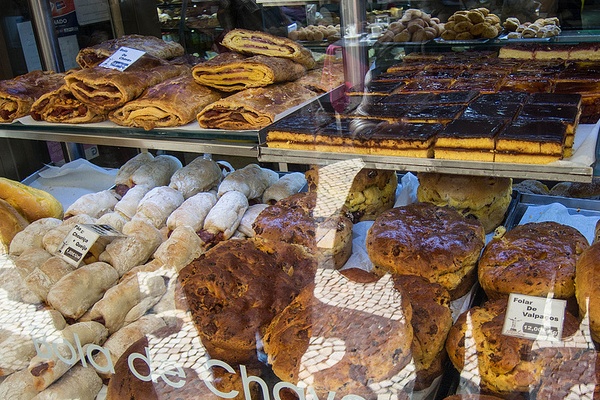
109,73 -> 222,130
192,52 -> 306,92
0,70 -> 65,122
221,29 -> 316,69
169,157 -> 222,199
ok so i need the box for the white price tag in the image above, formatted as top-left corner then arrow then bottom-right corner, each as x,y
503,293 -> 566,341
99,47 -> 145,71
57,224 -> 123,267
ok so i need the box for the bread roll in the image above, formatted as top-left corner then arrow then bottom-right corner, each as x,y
417,172 -> 512,233
96,211 -> 129,233
129,154 -> 182,190
114,152 -> 154,196
13,247 -> 52,279
46,262 -> 119,320
169,157 -> 222,199
0,368 -> 38,400
153,225 -> 204,271
24,256 -> 76,302
133,186 -> 184,228
238,203 -> 269,237
217,164 -> 279,199
9,218 -> 62,256
113,184 -> 151,219
166,191 -> 217,232
31,364 -> 103,400
262,172 -> 306,204
64,189 -> 119,219
0,177 -> 64,221
42,214 -> 97,254
199,190 -> 249,244
0,198 -> 29,254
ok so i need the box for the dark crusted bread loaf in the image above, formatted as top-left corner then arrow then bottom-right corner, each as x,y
263,269 -> 415,398
178,237 -> 314,366
252,191 -> 353,269
366,202 -> 485,299
478,221 -> 589,301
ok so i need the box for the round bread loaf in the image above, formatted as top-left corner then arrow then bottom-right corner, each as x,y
177,237 -> 313,366
365,202 -> 485,299
478,221 -> 589,301
416,173 -> 512,233
575,241 -> 600,343
306,166 -> 398,222
263,270 -> 415,398
252,192 -> 353,269
106,324 -> 259,400
446,298 -> 580,396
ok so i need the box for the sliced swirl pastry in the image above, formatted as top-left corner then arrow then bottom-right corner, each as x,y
31,85 -> 107,123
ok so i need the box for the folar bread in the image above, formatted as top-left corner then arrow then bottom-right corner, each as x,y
0,177 -> 63,221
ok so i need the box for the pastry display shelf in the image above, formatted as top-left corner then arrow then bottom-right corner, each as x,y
0,119 -> 259,158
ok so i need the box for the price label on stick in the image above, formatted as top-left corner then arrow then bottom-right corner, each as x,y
99,46 -> 145,71
57,224 -> 123,267
503,293 -> 566,341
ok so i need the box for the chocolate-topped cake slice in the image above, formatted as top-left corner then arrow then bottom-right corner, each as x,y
313,117 -> 385,153
264,105 -> 335,150
424,91 -> 480,105
527,92 -> 582,107
517,104 -> 581,134
495,120 -> 567,164
367,121 -> 443,157
402,104 -> 465,124
449,77 -> 503,93
459,101 -> 522,122
434,119 -> 508,162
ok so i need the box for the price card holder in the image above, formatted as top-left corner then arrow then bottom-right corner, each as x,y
57,224 -> 123,267
99,46 -> 145,71
503,293 -> 567,341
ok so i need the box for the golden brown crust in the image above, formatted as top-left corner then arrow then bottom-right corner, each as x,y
65,55 -> 189,112
575,242 -> 600,342
30,85 -> 107,123
76,34 -> 184,68
0,198 -> 28,254
0,70 -> 65,122
366,202 -> 485,299
192,52 -> 307,92
0,177 -> 64,222
252,192 -> 353,269
416,173 -> 513,233
109,73 -> 222,130
446,298 -> 580,396
196,81 -> 316,130
478,221 -> 589,300
221,29 -> 316,69
177,238 -> 307,366
263,272 -> 415,398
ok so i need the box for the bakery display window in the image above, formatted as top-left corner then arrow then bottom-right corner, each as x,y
1,0 -> 600,399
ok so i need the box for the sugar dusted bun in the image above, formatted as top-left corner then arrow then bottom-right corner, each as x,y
366,202 -> 485,299
0,177 -> 63,221
417,172 -> 512,233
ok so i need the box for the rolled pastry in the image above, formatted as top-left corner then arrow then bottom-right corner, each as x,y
65,54 -> 188,112
238,203 -> 269,237
14,247 -> 53,279
64,189 -> 119,219
42,214 -> 97,255
96,211 -> 129,233
114,152 -> 154,196
197,81 -> 317,130
92,314 -> 166,379
199,190 -> 248,245
30,84 -> 107,123
0,70 -> 65,123
169,157 -> 222,199
0,368 -> 38,400
133,186 -> 184,229
9,218 -> 62,256
76,34 -> 185,68
129,154 -> 183,190
192,52 -> 306,92
153,225 -> 204,271
87,270 -> 167,334
262,172 -> 307,204
46,262 -> 119,320
166,191 -> 217,232
99,219 -> 163,276
217,164 -> 279,199
24,256 -> 76,302
221,29 -> 316,69
28,321 -> 108,391
114,184 -> 151,219
109,73 -> 222,130
31,363 -> 103,400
